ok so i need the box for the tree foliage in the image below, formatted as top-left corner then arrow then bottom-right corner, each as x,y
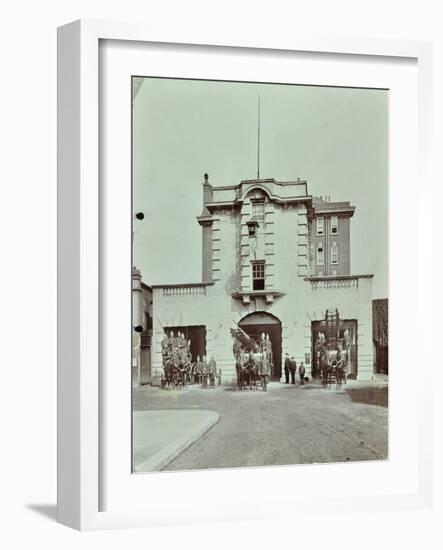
373,299 -> 388,347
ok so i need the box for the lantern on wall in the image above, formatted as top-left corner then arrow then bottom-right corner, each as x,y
247,220 -> 259,237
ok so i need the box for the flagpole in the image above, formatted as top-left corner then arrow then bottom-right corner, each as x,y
257,96 -> 261,179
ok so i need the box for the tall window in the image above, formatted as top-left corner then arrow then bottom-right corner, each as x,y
252,261 -> 265,290
316,217 -> 324,235
331,242 -> 339,265
331,215 -> 338,234
316,242 -> 324,265
251,199 -> 265,222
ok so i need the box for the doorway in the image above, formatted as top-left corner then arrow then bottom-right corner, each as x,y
238,312 -> 282,380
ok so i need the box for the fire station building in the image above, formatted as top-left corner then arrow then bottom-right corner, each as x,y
134,174 -> 374,386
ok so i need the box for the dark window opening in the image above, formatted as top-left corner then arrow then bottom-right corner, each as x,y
317,244 -> 324,265
141,312 -> 152,347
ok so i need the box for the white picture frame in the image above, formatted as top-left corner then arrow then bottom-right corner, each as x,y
57,19 -> 434,531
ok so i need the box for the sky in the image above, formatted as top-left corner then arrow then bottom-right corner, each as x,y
132,77 -> 388,299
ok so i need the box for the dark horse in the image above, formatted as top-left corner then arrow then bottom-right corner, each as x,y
236,351 -> 259,390
162,351 -> 190,390
319,347 -> 346,391
319,347 -> 331,390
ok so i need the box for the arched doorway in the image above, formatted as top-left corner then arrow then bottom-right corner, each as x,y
238,312 -> 282,381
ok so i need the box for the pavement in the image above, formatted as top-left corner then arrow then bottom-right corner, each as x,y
133,409 -> 219,472
133,378 -> 388,472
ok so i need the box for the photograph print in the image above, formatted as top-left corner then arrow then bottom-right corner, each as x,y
131,77 -> 389,473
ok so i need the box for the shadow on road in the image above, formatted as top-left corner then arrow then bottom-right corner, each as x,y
346,386 -> 388,407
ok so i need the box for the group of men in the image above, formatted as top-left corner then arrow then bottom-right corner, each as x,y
192,355 -> 220,388
283,353 -> 306,385
161,329 -> 191,357
160,330 -> 221,388
161,329 -> 309,388
161,330 -> 192,368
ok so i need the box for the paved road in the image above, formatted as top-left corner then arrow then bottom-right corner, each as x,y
133,380 -> 388,471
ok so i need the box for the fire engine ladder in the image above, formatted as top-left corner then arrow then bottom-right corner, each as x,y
325,308 -> 339,350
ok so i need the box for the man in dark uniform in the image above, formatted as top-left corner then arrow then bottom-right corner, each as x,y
194,355 -> 201,385
299,362 -> 306,385
208,356 -> 216,388
290,356 -> 297,384
284,353 -> 291,384
259,352 -> 270,392
201,355 -> 208,388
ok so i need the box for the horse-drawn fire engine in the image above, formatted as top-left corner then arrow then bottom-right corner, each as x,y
230,325 -> 273,391
160,331 -> 192,389
315,309 -> 351,390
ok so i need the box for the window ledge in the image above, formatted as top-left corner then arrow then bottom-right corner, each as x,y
232,289 -> 286,305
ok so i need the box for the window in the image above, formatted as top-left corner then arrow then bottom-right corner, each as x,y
316,217 -> 324,235
331,242 -> 339,265
331,215 -> 338,234
251,199 -> 265,222
252,261 -> 265,290
316,242 -> 324,265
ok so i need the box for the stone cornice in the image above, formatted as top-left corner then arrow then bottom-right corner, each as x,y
312,205 -> 355,217
205,195 -> 312,212
196,214 -> 214,226
305,274 -> 374,281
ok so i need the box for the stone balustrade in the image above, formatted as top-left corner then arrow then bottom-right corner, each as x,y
306,275 -> 373,290
154,283 -> 212,297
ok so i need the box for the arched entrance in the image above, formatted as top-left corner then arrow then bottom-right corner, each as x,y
238,312 -> 282,381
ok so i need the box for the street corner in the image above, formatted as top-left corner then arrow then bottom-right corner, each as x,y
132,409 -> 220,473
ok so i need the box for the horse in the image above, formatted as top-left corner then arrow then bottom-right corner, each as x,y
236,351 -> 260,390
320,349 -> 347,391
162,349 -> 190,390
319,347 -> 331,390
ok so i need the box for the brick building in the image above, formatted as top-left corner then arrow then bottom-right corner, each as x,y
138,174 -> 374,385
